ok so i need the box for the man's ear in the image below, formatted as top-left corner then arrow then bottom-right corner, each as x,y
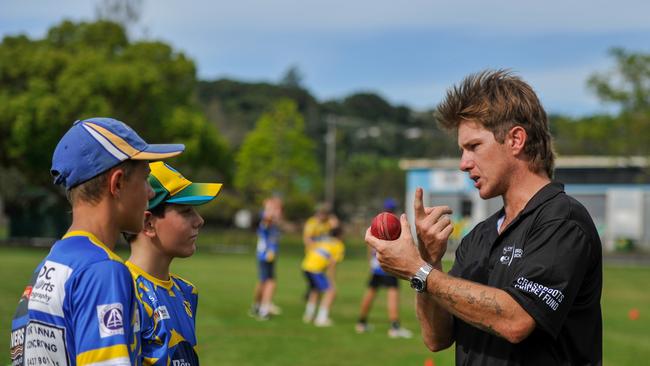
142,211 -> 157,238
507,126 -> 527,156
108,168 -> 125,198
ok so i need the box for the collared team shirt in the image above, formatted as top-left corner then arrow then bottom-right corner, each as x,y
256,221 -> 280,262
301,238 -> 345,273
303,217 -> 331,245
10,231 -> 140,366
125,261 -> 199,366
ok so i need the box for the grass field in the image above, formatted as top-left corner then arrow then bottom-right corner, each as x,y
1,244 -> 649,365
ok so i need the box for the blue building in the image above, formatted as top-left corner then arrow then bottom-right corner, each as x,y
400,156 -> 650,252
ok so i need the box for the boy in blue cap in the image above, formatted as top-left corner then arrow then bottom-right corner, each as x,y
124,161 -> 222,365
10,118 -> 184,366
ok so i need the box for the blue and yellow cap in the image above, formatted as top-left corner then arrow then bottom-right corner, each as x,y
51,117 -> 185,189
148,162 -> 223,210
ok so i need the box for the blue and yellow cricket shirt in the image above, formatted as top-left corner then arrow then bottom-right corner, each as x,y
301,238 -> 345,273
256,221 -> 280,262
10,231 -> 140,366
303,217 -> 332,244
125,261 -> 199,366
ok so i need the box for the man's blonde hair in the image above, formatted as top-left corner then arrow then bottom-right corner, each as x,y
437,70 -> 556,178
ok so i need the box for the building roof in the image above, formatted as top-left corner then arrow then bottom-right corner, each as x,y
399,156 -> 650,170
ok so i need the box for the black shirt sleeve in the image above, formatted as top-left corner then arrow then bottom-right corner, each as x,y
503,219 -> 592,338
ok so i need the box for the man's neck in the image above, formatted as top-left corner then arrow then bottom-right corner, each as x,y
128,238 -> 172,281
502,170 -> 551,225
68,202 -> 119,250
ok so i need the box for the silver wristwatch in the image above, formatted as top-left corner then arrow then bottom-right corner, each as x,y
410,262 -> 434,293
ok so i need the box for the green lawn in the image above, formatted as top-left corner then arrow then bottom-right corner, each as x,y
1,246 -> 648,365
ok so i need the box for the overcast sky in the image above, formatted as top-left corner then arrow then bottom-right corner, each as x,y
2,0 -> 650,116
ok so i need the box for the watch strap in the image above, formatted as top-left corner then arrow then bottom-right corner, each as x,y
411,262 -> 434,292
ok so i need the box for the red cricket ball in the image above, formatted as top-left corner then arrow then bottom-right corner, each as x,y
371,212 -> 401,241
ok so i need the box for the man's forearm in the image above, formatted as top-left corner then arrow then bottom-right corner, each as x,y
416,261 -> 455,351
425,269 -> 534,343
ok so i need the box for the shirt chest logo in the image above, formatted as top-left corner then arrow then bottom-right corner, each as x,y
499,245 -> 523,266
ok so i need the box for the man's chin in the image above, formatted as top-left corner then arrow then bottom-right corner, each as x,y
478,187 -> 498,200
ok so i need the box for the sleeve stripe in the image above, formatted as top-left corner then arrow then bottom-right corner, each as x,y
76,344 -> 130,365
79,358 -> 131,366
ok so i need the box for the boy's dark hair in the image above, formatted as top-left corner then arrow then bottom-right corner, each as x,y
67,159 -> 142,205
436,69 -> 556,178
123,203 -> 168,243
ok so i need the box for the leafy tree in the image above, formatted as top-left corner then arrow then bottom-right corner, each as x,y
341,92 -> 395,121
334,154 -> 405,220
551,114 -> 621,155
588,48 -> 650,113
582,47 -> 650,155
197,78 -> 320,148
95,0 -> 144,30
0,19 -> 230,236
234,99 -> 320,219
279,65 -> 304,89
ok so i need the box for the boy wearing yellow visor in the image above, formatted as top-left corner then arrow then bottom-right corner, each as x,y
124,161 -> 222,365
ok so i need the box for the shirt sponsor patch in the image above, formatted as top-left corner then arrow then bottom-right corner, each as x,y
155,305 -> 171,320
514,277 -> 565,311
10,326 -> 25,365
28,260 -> 73,317
97,303 -> 124,338
21,321 -> 70,366
499,245 -> 523,266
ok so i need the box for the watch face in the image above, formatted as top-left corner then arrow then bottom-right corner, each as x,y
410,277 -> 424,292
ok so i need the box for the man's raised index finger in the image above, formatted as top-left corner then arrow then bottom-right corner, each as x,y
414,187 -> 426,220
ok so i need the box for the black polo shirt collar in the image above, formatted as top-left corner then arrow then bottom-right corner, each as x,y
481,182 -> 564,241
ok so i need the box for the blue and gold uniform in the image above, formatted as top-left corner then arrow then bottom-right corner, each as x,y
301,238 -> 345,291
123,161 -> 221,366
303,217 -> 332,245
256,221 -> 280,281
126,261 -> 199,366
11,231 -> 141,366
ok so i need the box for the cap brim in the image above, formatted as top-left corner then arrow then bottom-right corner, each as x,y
131,143 -> 185,160
166,182 -> 223,206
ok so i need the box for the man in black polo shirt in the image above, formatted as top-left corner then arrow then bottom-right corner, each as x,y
366,70 -> 602,365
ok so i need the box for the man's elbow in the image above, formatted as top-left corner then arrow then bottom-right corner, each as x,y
424,337 -> 453,352
501,316 -> 535,344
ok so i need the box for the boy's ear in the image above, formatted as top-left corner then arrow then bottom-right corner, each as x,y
108,168 -> 125,198
142,211 -> 157,238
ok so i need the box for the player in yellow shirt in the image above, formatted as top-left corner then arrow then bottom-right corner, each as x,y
303,202 -> 335,252
301,226 -> 345,326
